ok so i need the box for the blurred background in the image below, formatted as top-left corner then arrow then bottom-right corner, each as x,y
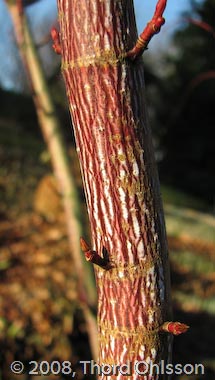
0,0 -> 214,379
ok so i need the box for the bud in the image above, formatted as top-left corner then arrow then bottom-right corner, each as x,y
80,237 -> 91,253
51,27 -> 61,55
160,322 -> 189,335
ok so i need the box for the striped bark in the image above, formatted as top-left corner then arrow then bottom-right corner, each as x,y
57,1 -> 172,378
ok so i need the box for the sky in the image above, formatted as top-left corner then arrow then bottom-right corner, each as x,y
0,0 -> 204,92
134,0 -> 203,29
134,0 -> 204,49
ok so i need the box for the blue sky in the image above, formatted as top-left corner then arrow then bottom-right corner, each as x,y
134,0 -> 203,29
134,0 -> 204,49
0,0 -> 204,91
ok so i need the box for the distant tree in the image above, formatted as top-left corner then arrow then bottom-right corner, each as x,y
153,0 -> 215,205
5,0 -> 98,358
0,0 -> 58,93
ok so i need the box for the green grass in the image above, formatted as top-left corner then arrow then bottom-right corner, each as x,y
165,194 -> 215,379
173,291 -> 215,315
171,250 -> 215,275
164,203 -> 215,243
161,185 -> 210,211
162,184 -> 215,243
161,184 -> 215,323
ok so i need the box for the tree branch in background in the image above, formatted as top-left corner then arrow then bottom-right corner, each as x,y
186,17 -> 215,39
5,0 -> 98,359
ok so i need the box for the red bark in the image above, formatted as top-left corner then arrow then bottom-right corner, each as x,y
57,1 -> 172,378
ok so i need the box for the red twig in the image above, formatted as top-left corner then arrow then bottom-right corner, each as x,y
126,0 -> 167,60
187,18 -> 215,39
187,70 -> 215,93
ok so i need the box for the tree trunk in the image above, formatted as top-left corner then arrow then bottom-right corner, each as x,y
57,0 -> 172,378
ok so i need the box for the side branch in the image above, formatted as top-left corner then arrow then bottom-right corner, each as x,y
127,0 -> 167,59
80,237 -> 113,270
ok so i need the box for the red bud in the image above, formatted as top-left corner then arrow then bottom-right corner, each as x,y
160,322 -> 189,335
